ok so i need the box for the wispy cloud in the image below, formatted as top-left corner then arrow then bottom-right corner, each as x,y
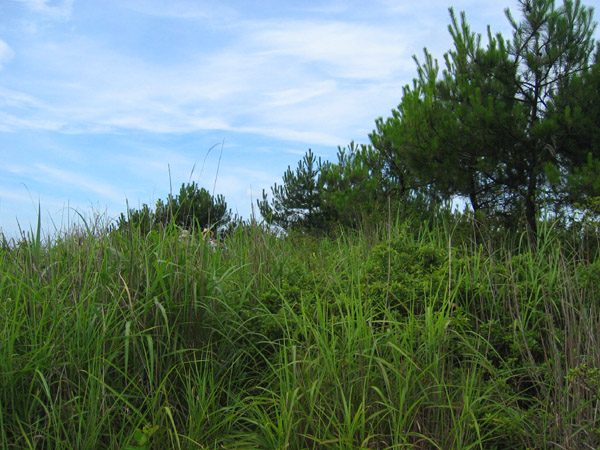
118,0 -> 239,21
0,15 -> 412,146
34,164 -> 126,205
246,20 -> 412,80
0,111 -> 64,132
265,81 -> 336,107
115,148 -> 197,183
0,188 -> 34,204
14,0 -> 74,20
0,87 -> 43,108
0,40 -> 15,70
1,0 -> 552,239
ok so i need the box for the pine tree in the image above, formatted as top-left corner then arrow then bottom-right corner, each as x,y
257,149 -> 328,231
117,182 -> 230,233
371,0 -> 597,237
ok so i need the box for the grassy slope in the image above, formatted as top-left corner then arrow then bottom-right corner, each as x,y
0,216 -> 599,449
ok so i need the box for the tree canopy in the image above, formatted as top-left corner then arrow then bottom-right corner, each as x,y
258,143 -> 418,232
260,0 -> 598,237
370,0 -> 597,237
257,149 -> 328,232
117,182 -> 230,234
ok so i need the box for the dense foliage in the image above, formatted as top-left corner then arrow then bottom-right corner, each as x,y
371,0 -> 598,239
1,212 -> 600,449
258,142 -> 436,233
261,0 -> 599,239
117,182 -> 231,234
257,149 -> 327,232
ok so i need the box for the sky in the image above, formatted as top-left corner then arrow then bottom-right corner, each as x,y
0,0 -> 597,239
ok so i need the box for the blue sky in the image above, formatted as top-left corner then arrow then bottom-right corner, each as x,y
1,0 -> 594,239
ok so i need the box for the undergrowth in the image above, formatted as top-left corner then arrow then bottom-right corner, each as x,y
0,215 -> 598,449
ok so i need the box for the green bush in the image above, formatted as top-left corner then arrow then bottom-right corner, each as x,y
363,228 -> 448,315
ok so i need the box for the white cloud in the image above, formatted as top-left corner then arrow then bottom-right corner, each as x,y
0,40 -> 15,70
265,80 -> 336,107
0,2 -> 426,143
14,0 -> 74,20
116,148 -> 197,183
2,2 -> 513,154
0,87 -> 43,108
0,111 -> 64,132
34,164 -> 126,205
117,0 -> 238,21
0,188 -> 33,204
247,20 -> 412,80
236,125 -> 343,148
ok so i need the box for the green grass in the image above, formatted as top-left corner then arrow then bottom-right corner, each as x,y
1,215 -> 599,449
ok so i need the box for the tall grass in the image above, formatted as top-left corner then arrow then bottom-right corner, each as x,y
0,214 -> 598,448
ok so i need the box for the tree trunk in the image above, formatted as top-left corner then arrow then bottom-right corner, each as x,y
525,171 -> 538,246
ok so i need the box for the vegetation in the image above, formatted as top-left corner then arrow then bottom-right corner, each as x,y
370,0 -> 598,240
257,149 -> 327,232
1,211 -> 600,449
117,182 -> 231,234
2,0 -> 600,448
258,142 -> 434,234
261,0 -> 599,238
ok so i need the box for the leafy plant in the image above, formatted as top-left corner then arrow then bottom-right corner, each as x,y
124,424 -> 159,450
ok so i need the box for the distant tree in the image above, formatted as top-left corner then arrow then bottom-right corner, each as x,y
157,182 -> 230,230
320,142 -> 390,229
371,0 -> 597,238
117,182 -> 230,233
257,149 -> 328,231
117,202 -> 155,234
259,143 -> 440,233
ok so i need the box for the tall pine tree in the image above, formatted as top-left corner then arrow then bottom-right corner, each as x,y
371,0 -> 597,237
